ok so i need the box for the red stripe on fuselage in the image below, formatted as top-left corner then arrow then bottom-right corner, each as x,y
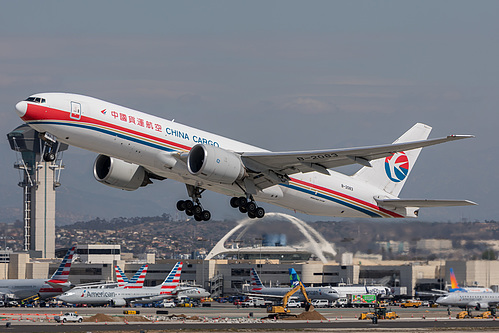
290,177 -> 404,218
22,104 -> 191,152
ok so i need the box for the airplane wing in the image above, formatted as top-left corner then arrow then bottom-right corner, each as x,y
240,134 -> 473,189
375,198 -> 477,208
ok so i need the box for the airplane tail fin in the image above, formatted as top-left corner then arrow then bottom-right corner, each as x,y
48,246 -> 75,284
127,264 -> 148,288
250,268 -> 265,288
115,266 -> 129,286
288,268 -> 300,287
449,268 -> 460,290
160,262 -> 183,294
352,123 -> 432,197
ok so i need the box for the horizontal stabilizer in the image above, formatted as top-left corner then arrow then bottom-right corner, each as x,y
375,198 -> 477,208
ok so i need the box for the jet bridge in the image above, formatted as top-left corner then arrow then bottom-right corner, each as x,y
7,124 -> 68,258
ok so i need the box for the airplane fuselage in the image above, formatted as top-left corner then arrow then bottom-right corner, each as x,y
16,93 -> 407,218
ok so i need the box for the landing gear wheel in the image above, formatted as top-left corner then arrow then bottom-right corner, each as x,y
194,214 -> 203,221
247,201 -> 257,212
239,205 -> 247,214
238,197 -> 248,207
230,197 -> 239,208
43,152 -> 56,162
193,205 -> 203,215
176,200 -> 186,211
185,209 -> 194,216
255,207 -> 265,218
248,211 -> 256,219
185,200 -> 194,210
201,210 -> 211,221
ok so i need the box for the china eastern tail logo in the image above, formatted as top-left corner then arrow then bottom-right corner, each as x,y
385,152 -> 409,182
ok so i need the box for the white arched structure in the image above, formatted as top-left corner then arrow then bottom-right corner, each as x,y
206,212 -> 336,263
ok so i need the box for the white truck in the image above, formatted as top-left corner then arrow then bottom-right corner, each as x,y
241,297 -> 271,308
54,312 -> 83,323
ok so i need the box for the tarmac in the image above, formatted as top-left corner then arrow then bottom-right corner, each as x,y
0,303 -> 497,332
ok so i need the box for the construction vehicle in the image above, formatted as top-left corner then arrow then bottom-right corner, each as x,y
267,280 -> 314,318
359,307 -> 399,320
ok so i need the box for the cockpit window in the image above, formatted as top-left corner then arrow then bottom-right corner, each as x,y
25,97 -> 46,103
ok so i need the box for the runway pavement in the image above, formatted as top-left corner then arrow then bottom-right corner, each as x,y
0,303 -> 497,332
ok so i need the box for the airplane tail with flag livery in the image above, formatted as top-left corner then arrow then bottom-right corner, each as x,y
250,268 -> 265,289
115,264 -> 148,288
48,246 -> 76,285
160,262 -> 183,295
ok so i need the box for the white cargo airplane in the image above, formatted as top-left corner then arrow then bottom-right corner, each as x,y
15,93 -> 475,221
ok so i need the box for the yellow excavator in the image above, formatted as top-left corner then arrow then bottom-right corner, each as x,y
267,280 -> 314,318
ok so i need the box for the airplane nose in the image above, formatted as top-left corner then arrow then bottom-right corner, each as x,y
15,101 -> 27,117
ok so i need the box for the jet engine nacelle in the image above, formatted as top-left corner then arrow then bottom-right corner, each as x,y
93,154 -> 151,191
111,298 -> 127,307
187,144 -> 245,184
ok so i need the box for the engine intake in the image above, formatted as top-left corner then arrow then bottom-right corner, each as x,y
93,155 -> 151,191
187,144 -> 245,184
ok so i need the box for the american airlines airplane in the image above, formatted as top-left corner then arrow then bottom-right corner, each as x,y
58,262 -> 182,306
0,246 -> 75,301
15,93 -> 475,221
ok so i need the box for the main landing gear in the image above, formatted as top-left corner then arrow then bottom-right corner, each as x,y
176,185 -> 211,221
230,196 -> 265,219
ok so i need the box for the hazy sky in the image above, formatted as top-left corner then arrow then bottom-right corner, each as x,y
0,1 -> 497,224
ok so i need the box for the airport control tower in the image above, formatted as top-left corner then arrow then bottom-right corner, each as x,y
7,124 -> 67,259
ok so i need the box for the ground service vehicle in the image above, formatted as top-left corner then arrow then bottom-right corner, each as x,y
242,297 -> 266,308
54,312 -> 83,323
359,307 -> 399,320
401,300 -> 422,308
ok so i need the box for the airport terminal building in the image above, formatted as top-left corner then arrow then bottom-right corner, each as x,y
0,244 -> 498,298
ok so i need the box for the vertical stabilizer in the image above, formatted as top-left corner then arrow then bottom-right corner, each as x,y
160,262 -> 183,295
352,123 -> 432,197
289,268 -> 300,286
124,264 -> 148,288
48,246 -> 75,283
115,266 -> 129,286
250,268 -> 265,288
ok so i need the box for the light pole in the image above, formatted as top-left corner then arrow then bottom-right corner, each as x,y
255,237 -> 263,277
197,238 -> 207,290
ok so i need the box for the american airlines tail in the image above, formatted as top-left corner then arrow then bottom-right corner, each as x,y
353,123 -> 431,197
48,246 -> 76,284
115,266 -> 129,286
115,264 -> 148,288
250,268 -> 265,290
160,262 -> 183,295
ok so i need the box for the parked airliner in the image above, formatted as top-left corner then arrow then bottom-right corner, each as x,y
436,292 -> 499,310
15,93 -> 475,220
58,262 -> 182,306
0,246 -> 75,300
